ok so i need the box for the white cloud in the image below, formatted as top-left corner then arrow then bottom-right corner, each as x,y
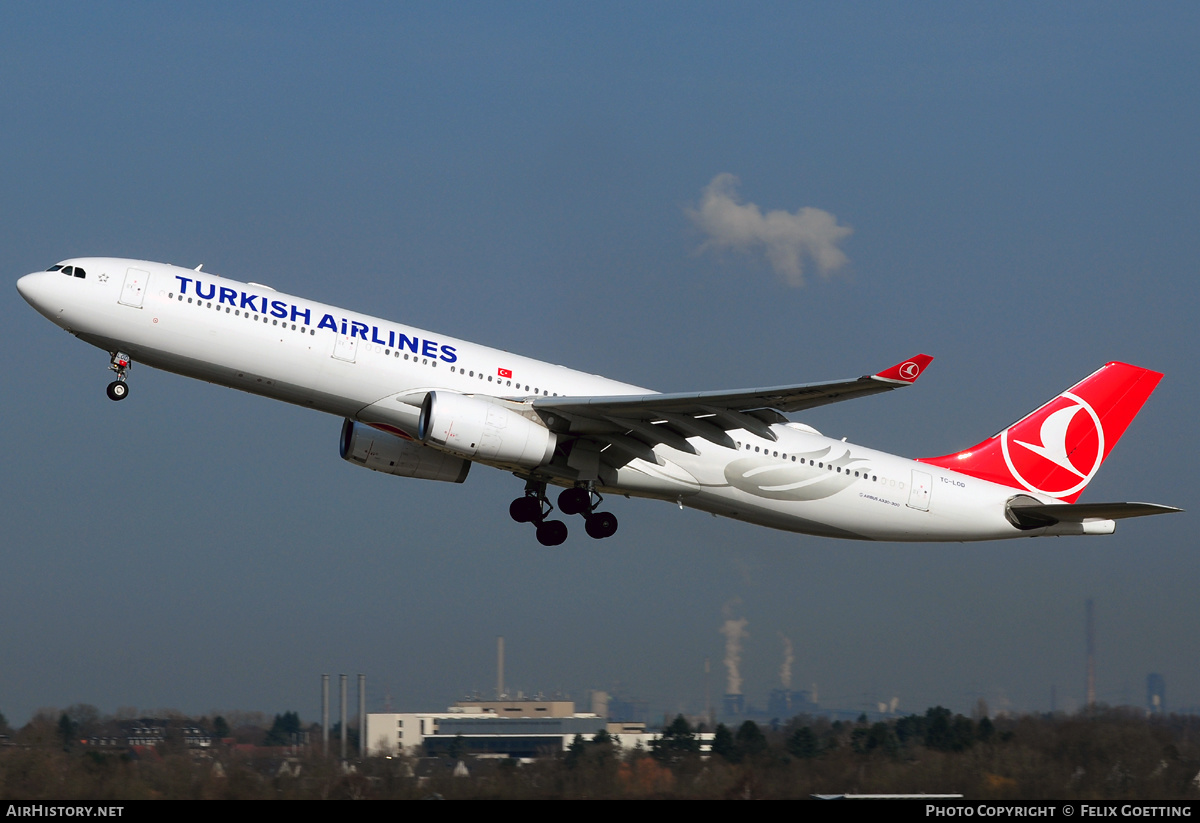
688,173 -> 853,286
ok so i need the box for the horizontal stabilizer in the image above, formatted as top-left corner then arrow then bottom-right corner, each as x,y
1007,499 -> 1182,530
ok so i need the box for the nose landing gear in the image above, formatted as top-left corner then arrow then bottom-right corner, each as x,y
106,352 -> 131,401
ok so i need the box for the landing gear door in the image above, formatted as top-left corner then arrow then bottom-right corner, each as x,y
908,470 -> 932,512
332,334 -> 358,363
119,268 -> 148,308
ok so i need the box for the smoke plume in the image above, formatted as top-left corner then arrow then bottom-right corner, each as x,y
779,633 -> 794,689
720,616 -> 749,695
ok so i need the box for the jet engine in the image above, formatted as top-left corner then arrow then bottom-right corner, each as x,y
418,391 -> 556,468
339,419 -> 471,483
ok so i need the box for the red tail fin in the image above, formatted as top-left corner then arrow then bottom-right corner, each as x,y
918,362 -> 1162,502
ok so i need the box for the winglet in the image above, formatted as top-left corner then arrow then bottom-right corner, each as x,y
873,354 -> 934,384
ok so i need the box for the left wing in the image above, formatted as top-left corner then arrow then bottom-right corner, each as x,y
530,354 -> 932,456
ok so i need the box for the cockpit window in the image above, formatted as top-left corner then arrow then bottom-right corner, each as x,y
57,265 -> 85,279
61,266 -> 74,276
73,268 -> 85,278
46,265 -> 63,272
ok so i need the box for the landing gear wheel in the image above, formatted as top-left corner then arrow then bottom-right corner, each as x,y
536,520 -> 569,547
584,511 -> 619,539
509,496 -> 542,523
558,487 -> 591,516
107,352 -> 132,400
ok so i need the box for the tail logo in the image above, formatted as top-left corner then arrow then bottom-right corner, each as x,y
1000,391 -> 1104,499
898,361 -> 921,380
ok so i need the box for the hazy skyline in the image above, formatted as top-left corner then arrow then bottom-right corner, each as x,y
3,3 -> 1197,725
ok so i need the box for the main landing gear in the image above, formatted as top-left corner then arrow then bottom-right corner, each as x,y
557,486 -> 619,540
509,481 -> 619,546
106,351 -> 131,401
509,480 -> 568,546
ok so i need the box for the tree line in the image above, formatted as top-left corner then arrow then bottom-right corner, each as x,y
0,705 -> 1197,799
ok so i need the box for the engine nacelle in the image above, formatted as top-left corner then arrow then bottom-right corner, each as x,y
339,419 -> 471,483
418,391 -> 556,468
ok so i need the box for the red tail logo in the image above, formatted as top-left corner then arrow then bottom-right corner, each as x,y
919,362 -> 1162,502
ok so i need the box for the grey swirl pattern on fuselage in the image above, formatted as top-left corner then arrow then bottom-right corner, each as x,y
724,445 -> 871,501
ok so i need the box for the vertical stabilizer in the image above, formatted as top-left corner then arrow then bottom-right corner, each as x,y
919,362 -> 1162,502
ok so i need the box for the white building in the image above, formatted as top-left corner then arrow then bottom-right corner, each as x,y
364,701 -> 704,758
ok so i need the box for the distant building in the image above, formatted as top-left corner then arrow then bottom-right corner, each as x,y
766,688 -> 819,718
365,699 -> 706,758
82,721 -> 212,749
606,695 -> 651,725
450,699 -> 575,718
722,693 -> 745,716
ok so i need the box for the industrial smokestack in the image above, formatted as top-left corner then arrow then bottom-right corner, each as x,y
322,674 -> 329,756
340,674 -> 348,761
779,633 -> 793,690
497,636 -> 505,700
1086,599 -> 1095,710
704,657 -> 712,727
358,674 -> 366,757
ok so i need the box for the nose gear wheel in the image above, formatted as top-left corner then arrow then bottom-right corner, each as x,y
106,351 -> 132,401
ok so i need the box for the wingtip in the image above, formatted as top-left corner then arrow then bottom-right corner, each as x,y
874,354 -> 933,384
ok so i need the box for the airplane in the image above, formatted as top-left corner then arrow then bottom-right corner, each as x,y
17,257 -> 1180,545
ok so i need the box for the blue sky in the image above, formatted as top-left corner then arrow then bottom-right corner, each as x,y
2,3 -> 1197,725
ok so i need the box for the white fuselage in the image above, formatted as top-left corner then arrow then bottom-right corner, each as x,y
18,258 -> 1067,542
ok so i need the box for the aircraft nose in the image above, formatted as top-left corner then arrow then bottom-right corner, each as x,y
16,272 -> 41,303
16,271 -> 59,317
